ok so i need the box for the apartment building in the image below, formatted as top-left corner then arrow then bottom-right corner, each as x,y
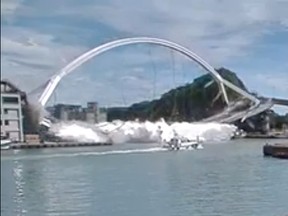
1,81 -> 24,142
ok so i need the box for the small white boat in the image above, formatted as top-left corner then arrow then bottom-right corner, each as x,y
162,137 -> 203,151
157,127 -> 203,151
1,136 -> 12,150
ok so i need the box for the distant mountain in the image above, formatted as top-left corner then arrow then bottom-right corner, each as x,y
107,67 -> 248,121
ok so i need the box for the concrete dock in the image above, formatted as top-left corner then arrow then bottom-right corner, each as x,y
10,142 -> 112,149
246,132 -> 288,139
247,134 -> 288,139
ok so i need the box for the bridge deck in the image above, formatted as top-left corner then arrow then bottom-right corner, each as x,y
271,98 -> 288,106
201,101 -> 274,123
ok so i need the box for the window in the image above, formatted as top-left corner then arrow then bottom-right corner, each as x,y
3,97 -> 19,104
0,120 -> 2,126
5,109 -> 19,117
5,120 -> 9,126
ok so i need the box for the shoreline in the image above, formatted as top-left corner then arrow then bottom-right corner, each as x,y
2,134 -> 287,151
245,135 -> 288,139
5,141 -> 112,150
245,132 -> 288,139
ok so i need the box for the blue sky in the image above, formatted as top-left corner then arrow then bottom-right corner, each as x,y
1,0 -> 288,113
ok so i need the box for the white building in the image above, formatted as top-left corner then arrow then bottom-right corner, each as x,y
1,81 -> 24,142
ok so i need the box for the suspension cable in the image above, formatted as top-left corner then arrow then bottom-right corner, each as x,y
119,48 -> 129,107
170,49 -> 178,120
148,45 -> 157,100
147,45 -> 158,120
170,49 -> 176,87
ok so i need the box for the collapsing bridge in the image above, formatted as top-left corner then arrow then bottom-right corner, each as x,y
35,37 -> 287,125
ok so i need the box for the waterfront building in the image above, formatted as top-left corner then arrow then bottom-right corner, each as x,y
52,104 -> 84,121
98,108 -> 108,123
49,101 -> 107,123
0,80 -> 24,142
85,102 -> 98,124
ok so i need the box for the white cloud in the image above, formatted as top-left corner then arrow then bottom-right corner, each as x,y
1,27 -> 87,93
73,0 -> 288,60
13,0 -> 286,64
1,0 -> 288,106
1,0 -> 23,17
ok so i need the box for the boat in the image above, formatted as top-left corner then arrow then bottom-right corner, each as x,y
158,127 -> 203,151
1,136 -> 12,150
162,137 -> 203,151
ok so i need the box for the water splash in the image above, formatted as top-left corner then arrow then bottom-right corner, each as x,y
49,119 -> 237,144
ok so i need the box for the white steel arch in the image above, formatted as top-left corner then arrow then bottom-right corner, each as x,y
38,37 -> 259,107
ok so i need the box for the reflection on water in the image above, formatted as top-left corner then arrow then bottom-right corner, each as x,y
1,140 -> 288,216
13,160 -> 26,216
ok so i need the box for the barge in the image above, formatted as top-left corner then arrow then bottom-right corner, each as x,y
263,143 -> 288,159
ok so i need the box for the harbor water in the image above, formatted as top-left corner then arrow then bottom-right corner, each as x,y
1,139 -> 288,216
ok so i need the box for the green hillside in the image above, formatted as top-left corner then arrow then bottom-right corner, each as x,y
107,67 -> 248,121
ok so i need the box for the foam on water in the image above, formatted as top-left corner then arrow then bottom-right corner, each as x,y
49,119 -> 237,144
1,147 -> 168,161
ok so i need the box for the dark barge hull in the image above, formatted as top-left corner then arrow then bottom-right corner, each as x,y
263,143 -> 288,159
